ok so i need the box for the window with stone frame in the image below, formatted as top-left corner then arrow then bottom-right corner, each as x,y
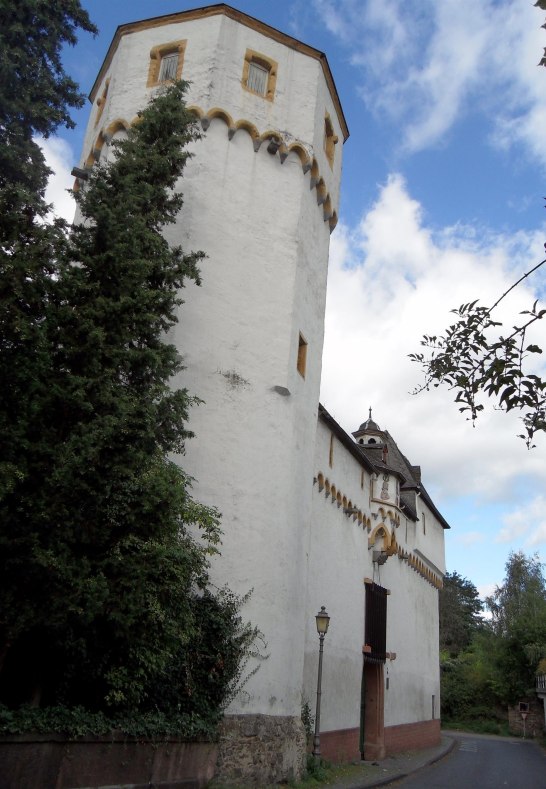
242,49 -> 278,101
147,41 -> 186,87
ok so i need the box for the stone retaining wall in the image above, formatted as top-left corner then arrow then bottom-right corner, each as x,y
0,733 -> 217,789
508,699 -> 544,737
212,714 -> 306,786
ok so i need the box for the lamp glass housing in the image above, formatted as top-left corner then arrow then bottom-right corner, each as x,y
315,606 -> 330,635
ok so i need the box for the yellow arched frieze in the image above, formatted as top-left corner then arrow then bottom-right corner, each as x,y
316,178 -> 327,207
205,107 -> 235,131
284,143 -> 311,172
368,523 -> 393,551
310,157 -> 320,186
187,106 -> 338,232
323,195 -> 333,223
234,119 -> 260,141
187,104 -> 204,120
105,118 -> 130,138
317,473 -> 325,492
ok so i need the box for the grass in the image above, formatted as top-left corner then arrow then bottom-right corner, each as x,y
442,718 -> 512,736
209,756 -> 378,789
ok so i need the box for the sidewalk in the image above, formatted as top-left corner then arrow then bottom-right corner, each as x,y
318,734 -> 456,789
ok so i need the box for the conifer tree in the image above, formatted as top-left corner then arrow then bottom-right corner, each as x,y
0,3 -> 257,724
0,0 -> 96,686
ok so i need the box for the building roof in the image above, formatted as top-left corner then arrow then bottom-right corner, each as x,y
89,3 -> 349,142
319,403 -> 451,530
357,429 -> 450,530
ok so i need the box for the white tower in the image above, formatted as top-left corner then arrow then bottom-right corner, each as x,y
76,5 -> 347,781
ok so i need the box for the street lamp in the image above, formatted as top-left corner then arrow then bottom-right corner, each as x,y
312,606 -> 330,764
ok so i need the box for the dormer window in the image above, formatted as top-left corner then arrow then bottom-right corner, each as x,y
242,49 -> 277,101
147,40 -> 186,87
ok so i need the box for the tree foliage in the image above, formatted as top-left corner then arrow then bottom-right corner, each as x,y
441,554 -> 546,722
410,256 -> 546,448
439,571 -> 483,657
0,1 -> 260,731
484,551 -> 546,702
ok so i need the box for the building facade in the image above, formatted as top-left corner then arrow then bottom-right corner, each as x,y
74,5 -> 447,784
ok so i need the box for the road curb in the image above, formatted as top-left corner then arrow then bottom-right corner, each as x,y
347,735 -> 457,789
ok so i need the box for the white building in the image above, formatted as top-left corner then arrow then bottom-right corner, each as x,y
74,5 -> 448,784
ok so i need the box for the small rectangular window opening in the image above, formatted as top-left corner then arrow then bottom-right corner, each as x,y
247,61 -> 268,95
329,433 -> 334,468
159,53 -> 179,82
297,333 -> 307,378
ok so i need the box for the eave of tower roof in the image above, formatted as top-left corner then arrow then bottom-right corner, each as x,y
89,3 -> 349,142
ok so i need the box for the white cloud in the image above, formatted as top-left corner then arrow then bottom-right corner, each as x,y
313,0 -> 546,165
477,582 -> 496,600
320,174 -> 546,501
36,136 -> 76,224
497,495 -> 546,548
456,532 -> 486,547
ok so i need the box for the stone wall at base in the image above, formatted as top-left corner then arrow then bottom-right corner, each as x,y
508,700 -> 544,737
384,719 -> 440,753
213,714 -> 306,786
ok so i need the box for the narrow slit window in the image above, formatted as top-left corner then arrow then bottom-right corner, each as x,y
297,333 -> 307,378
94,79 -> 110,127
324,112 -> 338,168
247,62 -> 268,95
329,434 -> 334,468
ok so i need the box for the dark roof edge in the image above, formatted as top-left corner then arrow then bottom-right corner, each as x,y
318,403 -> 404,483
319,404 -> 451,531
418,483 -> 451,530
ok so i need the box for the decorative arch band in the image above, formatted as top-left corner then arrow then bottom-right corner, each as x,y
81,106 -> 338,232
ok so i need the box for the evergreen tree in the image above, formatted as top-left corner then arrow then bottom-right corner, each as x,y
0,0 -> 96,681
0,3 -> 258,726
439,571 -> 483,657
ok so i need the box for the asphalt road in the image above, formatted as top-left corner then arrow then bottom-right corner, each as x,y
389,731 -> 546,788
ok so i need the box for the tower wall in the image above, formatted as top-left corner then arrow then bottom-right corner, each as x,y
77,7 -> 345,780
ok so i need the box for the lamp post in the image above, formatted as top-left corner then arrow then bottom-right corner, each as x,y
312,606 -> 330,764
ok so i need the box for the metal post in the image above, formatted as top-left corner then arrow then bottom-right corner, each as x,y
312,632 -> 325,764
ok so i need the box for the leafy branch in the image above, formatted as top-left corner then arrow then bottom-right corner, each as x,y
410,252 -> 546,448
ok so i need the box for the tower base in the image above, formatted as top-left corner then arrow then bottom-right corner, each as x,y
213,714 -> 306,786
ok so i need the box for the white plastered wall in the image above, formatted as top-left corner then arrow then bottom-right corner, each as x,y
75,10 -> 343,720
304,418 -> 444,734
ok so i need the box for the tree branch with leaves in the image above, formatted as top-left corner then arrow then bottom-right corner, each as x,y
410,252 -> 546,447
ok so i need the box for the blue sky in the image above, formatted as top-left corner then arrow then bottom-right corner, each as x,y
43,0 -> 546,604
